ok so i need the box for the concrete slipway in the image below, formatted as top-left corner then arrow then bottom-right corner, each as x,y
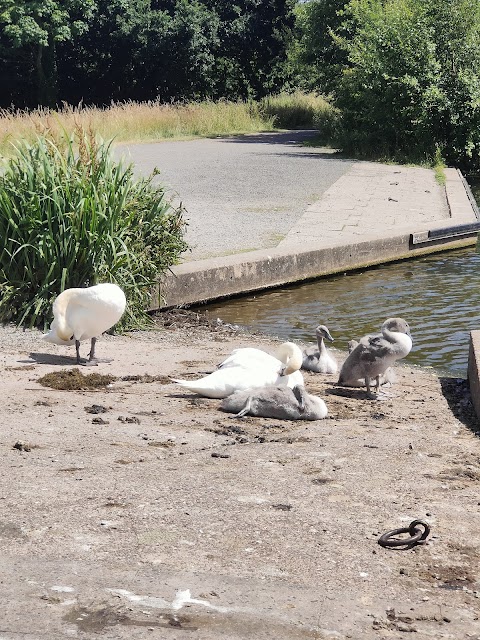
124,131 -> 480,413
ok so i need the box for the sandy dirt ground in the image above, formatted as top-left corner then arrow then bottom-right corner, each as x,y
1,311 -> 479,640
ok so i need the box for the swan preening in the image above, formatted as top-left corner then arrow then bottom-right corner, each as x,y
302,324 -> 338,374
341,339 -> 397,388
43,283 -> 126,365
220,384 -> 328,420
172,341 -> 304,399
338,317 -> 412,397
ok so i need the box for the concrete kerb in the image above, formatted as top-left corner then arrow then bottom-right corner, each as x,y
468,331 -> 480,423
154,231 -> 476,309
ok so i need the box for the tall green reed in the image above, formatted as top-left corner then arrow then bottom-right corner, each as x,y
0,129 -> 188,328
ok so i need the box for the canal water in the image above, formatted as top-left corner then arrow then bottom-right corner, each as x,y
201,246 -> 480,378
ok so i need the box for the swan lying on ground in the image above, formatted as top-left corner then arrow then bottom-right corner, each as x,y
172,342 -> 304,399
220,384 -> 328,420
43,283 -> 126,365
338,318 -> 411,397
302,324 -> 337,374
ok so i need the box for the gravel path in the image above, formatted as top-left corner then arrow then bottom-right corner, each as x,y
118,131 -> 353,260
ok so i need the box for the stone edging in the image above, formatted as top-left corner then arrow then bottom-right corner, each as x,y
468,331 -> 480,422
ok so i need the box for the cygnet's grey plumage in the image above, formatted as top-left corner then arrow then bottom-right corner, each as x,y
220,384 -> 328,420
302,325 -> 338,374
338,318 -> 412,396
343,339 -> 396,387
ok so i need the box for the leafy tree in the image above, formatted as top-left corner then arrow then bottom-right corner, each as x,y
208,0 -> 297,99
0,0 -> 96,106
290,0 -> 349,94
334,0 -> 480,170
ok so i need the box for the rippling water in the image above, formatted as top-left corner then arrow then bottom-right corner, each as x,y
201,247 -> 480,377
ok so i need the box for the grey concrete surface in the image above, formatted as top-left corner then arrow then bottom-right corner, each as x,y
119,131 -> 354,260
468,330 -> 480,420
122,132 -> 479,343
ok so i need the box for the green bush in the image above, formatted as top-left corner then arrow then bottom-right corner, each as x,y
259,91 -> 336,129
0,131 -> 188,329
334,0 -> 480,170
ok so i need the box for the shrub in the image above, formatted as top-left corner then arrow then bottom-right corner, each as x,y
259,91 -> 336,129
0,130 -> 188,329
334,0 -> 480,170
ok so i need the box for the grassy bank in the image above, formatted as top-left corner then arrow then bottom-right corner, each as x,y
0,93 -> 334,157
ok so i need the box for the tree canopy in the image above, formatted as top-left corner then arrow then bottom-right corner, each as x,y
0,0 -> 296,108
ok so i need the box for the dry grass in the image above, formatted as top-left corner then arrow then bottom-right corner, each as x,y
0,100 -> 276,157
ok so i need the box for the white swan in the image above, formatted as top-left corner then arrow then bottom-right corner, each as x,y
172,341 -> 304,399
338,317 -> 411,397
220,384 -> 328,420
43,283 -> 126,365
302,325 -> 338,374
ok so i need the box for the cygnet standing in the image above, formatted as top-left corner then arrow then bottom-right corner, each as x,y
338,317 -> 412,397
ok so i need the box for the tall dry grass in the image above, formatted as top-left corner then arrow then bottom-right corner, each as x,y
0,94 -> 338,157
0,100 -> 276,157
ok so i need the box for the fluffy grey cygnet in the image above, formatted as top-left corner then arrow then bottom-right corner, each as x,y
220,384 -> 328,420
343,340 -> 396,388
338,317 -> 412,397
302,324 -> 338,374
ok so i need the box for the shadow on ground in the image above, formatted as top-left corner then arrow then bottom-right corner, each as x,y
440,377 -> 479,435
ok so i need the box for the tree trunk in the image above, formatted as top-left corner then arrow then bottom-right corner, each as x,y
35,41 -> 57,107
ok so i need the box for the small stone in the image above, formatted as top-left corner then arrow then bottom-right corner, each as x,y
13,440 -> 31,452
84,404 -> 108,414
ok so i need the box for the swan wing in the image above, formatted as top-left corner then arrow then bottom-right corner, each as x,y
218,347 -> 282,372
172,365 -> 281,399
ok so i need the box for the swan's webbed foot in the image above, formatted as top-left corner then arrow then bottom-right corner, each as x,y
79,358 -> 99,367
75,340 -> 97,366
84,337 -> 113,365
365,376 -> 378,400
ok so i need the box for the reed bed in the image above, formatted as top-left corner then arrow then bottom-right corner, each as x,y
0,130 -> 187,328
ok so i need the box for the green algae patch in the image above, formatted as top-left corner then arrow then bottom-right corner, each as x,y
38,368 -> 117,391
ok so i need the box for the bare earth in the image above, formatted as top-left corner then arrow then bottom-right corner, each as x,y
1,312 -> 479,640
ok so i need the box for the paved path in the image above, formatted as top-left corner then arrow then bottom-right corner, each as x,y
119,131 -> 354,260
120,131 -> 477,265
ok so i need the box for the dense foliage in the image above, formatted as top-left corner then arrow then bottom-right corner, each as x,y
292,0 -> 480,170
0,131 -> 188,328
0,0 -> 296,108
334,0 -> 480,168
3,0 -> 480,169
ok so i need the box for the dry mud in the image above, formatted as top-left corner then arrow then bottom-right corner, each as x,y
0,312 -> 479,640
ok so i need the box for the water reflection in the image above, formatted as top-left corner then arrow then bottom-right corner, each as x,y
202,247 -> 480,377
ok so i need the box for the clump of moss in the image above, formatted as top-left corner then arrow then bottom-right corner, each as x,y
38,368 -> 117,390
